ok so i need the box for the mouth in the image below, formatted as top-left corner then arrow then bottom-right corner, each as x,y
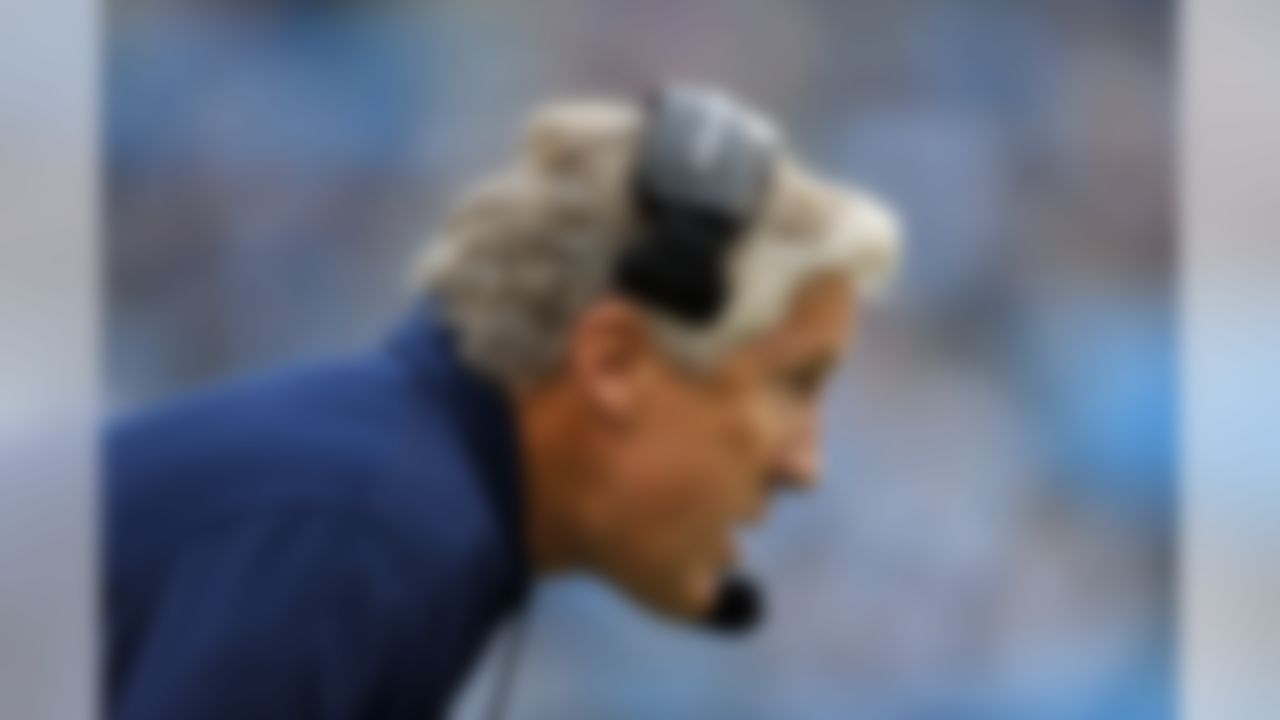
720,515 -> 762,569
739,493 -> 775,529
703,525 -> 737,573
711,498 -> 775,573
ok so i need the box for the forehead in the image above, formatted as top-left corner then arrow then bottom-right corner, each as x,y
742,274 -> 859,365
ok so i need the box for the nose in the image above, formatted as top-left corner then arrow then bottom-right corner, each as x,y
775,406 -> 821,490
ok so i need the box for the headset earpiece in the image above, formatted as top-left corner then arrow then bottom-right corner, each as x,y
614,84 -> 779,325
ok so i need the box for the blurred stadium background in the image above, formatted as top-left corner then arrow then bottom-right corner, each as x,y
105,1 -> 1174,718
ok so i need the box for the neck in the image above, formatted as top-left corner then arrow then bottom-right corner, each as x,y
514,387 -> 603,576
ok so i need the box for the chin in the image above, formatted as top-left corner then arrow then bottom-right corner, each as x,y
626,563 -> 720,623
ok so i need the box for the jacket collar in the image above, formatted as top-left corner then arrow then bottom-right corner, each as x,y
385,300 -> 531,603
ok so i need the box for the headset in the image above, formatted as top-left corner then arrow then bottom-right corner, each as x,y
616,83 -> 780,329
616,83 -> 779,634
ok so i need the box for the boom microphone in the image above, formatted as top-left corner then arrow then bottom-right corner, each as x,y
701,574 -> 764,634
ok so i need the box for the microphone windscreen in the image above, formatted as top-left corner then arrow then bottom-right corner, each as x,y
701,575 -> 763,634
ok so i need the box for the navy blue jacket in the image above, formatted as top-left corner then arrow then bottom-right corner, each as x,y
105,304 -> 530,719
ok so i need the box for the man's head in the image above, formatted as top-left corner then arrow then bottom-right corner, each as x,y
421,90 -> 901,622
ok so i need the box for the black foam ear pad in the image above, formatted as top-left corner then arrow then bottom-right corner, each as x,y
702,574 -> 764,634
615,84 -> 778,325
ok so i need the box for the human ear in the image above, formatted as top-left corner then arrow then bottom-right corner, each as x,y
564,299 -> 655,421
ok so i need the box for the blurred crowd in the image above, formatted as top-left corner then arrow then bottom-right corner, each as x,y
107,1 -> 1174,718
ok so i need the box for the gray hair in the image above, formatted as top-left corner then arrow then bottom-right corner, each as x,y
419,98 -> 902,387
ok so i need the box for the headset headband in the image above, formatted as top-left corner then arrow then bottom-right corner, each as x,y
614,84 -> 779,325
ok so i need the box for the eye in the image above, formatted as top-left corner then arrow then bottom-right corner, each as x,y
781,364 -> 828,399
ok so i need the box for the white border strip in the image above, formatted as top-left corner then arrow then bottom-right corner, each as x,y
0,0 -> 99,718
1182,1 -> 1280,718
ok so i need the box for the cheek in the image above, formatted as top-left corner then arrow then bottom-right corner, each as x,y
735,391 -> 785,461
644,394 -> 775,520
611,402 -> 743,534
703,389 -> 784,487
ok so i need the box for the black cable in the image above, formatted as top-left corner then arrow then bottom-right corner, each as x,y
483,596 -> 532,720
